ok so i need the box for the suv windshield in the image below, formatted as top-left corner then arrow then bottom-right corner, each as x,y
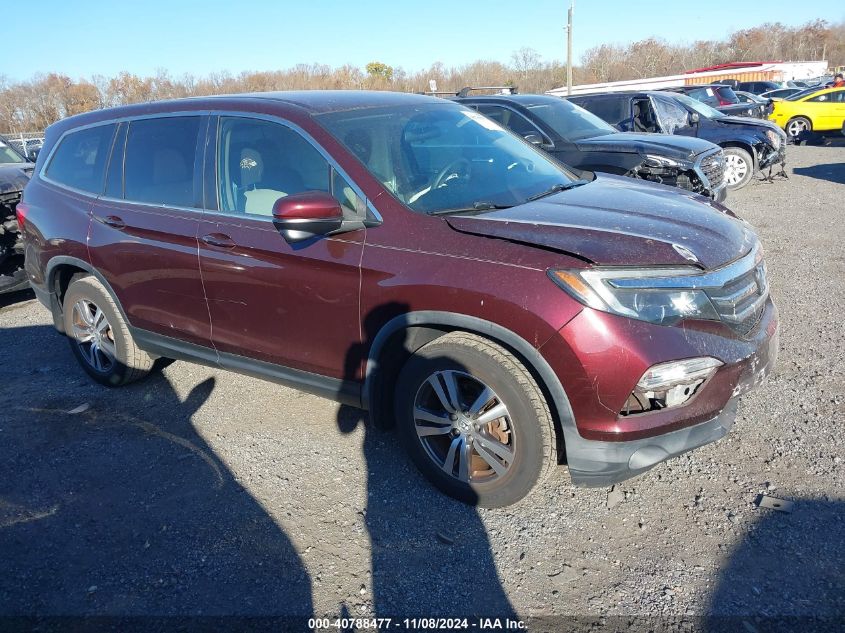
0,140 -> 26,165
524,99 -> 616,140
317,103 -> 577,214
671,93 -> 725,119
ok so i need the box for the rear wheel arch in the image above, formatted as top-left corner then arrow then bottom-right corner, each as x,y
46,257 -> 129,334
364,311 -> 576,462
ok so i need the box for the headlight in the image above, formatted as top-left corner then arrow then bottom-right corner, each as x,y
765,129 -> 781,149
549,267 -> 720,326
642,154 -> 691,169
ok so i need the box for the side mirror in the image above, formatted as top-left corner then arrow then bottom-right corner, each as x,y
689,112 -> 700,125
272,191 -> 343,243
27,148 -> 40,162
523,132 -> 544,146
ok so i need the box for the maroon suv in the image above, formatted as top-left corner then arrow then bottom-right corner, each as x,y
19,92 -> 778,507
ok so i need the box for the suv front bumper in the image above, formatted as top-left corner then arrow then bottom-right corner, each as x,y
561,310 -> 778,487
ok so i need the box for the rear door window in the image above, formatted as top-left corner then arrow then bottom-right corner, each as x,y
124,117 -> 201,207
576,96 -> 627,126
45,124 -> 116,194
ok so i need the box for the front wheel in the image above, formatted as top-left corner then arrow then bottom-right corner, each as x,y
395,332 -> 557,507
722,147 -> 754,190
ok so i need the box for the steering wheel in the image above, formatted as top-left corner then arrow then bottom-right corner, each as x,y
432,158 -> 471,190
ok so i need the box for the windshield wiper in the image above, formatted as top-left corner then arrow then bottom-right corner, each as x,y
428,201 -> 513,216
526,179 -> 590,202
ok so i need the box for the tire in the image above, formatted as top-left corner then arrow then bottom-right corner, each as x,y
63,274 -> 153,386
785,116 -> 811,139
394,332 -> 556,508
722,147 -> 754,190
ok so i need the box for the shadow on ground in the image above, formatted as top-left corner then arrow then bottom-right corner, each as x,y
0,324 -> 312,626
792,163 -> 845,185
707,499 -> 844,632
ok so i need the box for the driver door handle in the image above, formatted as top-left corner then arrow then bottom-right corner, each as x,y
95,215 -> 126,229
201,233 -> 236,248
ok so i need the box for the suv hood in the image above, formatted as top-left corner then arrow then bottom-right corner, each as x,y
445,173 -> 753,270
575,132 -> 716,160
716,115 -> 781,133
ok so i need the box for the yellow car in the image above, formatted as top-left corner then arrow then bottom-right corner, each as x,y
769,86 -> 845,137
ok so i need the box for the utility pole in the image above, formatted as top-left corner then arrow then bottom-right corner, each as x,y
566,9 -> 572,95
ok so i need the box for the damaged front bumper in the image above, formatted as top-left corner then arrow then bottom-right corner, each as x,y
566,318 -> 778,487
635,148 -> 726,201
546,290 -> 779,488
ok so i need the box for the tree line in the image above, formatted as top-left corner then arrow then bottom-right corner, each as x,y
1,19 -> 842,134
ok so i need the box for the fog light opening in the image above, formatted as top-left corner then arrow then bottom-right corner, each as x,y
621,357 -> 723,417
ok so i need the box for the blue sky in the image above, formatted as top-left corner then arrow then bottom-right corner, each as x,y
4,0 -> 843,81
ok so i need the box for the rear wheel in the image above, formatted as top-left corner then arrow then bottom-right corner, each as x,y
63,275 -> 153,386
785,116 -> 811,138
722,147 -> 754,190
395,332 -> 556,507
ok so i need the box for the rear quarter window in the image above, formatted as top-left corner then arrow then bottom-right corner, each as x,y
44,124 -> 116,193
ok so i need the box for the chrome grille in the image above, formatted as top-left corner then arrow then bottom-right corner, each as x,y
706,260 -> 768,336
699,151 -> 726,189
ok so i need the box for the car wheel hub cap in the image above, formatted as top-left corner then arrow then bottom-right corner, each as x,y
413,370 -> 515,484
725,155 -> 748,185
71,299 -> 116,372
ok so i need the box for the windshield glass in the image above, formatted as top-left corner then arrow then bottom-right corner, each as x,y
316,103 -> 578,214
0,141 -> 26,164
671,93 -> 725,119
524,99 -> 616,140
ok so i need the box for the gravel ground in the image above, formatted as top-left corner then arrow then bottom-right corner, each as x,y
0,143 -> 843,631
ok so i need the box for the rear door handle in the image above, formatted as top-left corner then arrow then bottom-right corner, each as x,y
95,215 -> 126,229
201,233 -> 236,248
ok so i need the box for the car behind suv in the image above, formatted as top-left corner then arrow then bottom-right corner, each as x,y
0,134 -> 34,294
21,91 -> 778,507
453,92 -> 726,202
568,90 -> 787,190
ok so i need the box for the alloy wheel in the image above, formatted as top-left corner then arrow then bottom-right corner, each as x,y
70,299 -> 116,373
413,370 -> 515,484
786,118 -> 809,137
724,154 -> 750,186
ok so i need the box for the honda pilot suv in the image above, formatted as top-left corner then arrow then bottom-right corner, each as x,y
20,92 -> 778,507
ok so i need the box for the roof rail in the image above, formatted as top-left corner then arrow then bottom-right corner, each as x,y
421,91 -> 461,96
456,86 -> 518,98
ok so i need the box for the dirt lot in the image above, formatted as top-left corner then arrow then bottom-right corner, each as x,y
1,143 -> 843,631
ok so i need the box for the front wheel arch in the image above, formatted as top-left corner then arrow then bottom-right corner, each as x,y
364,311 -> 577,463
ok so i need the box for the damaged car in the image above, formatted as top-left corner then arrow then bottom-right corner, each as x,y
22,92 -> 778,507
568,91 -> 787,191
0,135 -> 34,294
454,91 -> 727,202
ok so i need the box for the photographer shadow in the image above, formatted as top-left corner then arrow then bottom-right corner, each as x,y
337,303 -> 517,619
0,323 -> 312,623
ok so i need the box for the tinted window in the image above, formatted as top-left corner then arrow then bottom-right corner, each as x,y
685,87 -> 719,107
524,99 -> 617,139
474,105 -> 544,138
124,117 -> 200,207
45,124 -> 116,193
571,96 -> 627,126
217,117 -> 363,218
